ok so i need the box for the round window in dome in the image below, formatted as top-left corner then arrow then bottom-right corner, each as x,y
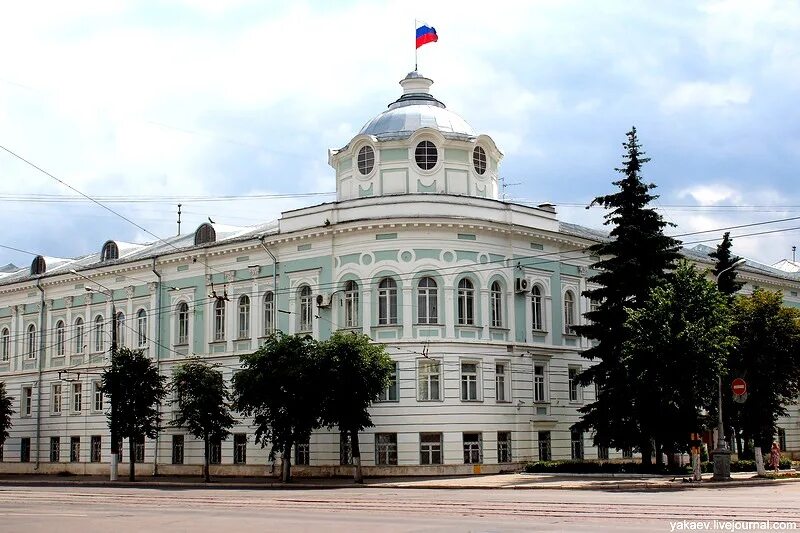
357,145 -> 375,175
473,146 -> 487,175
415,141 -> 438,170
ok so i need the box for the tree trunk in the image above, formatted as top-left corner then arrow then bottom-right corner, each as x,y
640,439 -> 652,467
281,443 -> 292,483
203,435 -> 210,483
351,429 -> 363,484
754,446 -> 766,476
129,438 -> 136,482
655,441 -> 663,466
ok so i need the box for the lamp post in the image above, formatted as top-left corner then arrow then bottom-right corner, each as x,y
711,258 -> 745,482
71,270 -> 118,481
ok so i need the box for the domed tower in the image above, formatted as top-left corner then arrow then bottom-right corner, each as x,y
329,72 -> 502,201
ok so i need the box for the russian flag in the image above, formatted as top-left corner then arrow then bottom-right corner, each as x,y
416,24 -> 438,49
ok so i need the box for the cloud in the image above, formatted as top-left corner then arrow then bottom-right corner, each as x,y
662,81 -> 752,111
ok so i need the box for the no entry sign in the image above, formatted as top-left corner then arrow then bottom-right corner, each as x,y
731,378 -> 747,396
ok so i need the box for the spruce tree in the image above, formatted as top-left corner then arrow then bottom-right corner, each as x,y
709,232 -> 744,297
573,127 -> 681,466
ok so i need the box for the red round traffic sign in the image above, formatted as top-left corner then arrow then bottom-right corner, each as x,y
732,378 -> 747,396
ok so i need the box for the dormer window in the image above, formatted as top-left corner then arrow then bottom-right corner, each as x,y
415,141 -> 438,170
30,255 -> 46,275
194,223 -> 216,245
473,146 -> 486,175
101,241 -> 119,262
357,145 -> 375,175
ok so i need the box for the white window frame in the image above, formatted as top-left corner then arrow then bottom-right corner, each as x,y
417,359 -> 442,401
538,431 -> 552,461
571,428 -> 584,460
213,299 -> 226,341
563,290 -> 576,335
457,278 -> 475,325
495,361 -> 511,403
497,431 -> 512,463
238,295 -> 251,339
533,362 -> 548,403
0,327 -> 8,362
343,280 -> 360,328
377,361 -> 398,402
420,433 -> 442,465
463,432 -> 483,464
177,302 -> 190,345
263,292 -> 275,335
74,318 -> 84,354
72,383 -> 82,414
298,285 -> 313,333
55,320 -> 66,357
460,360 -> 481,402
377,278 -> 398,325
115,311 -> 125,348
92,381 -> 104,412
375,433 -> 398,465
416,277 -> 438,324
490,281 -> 503,327
532,285 -> 544,331
93,315 -> 105,353
22,386 -> 32,417
136,308 -> 147,347
26,324 -> 36,359
568,366 -> 582,403
51,383 -> 62,415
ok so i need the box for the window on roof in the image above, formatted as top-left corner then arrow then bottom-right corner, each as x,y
101,241 -> 119,262
194,223 -> 216,245
473,146 -> 487,175
357,145 -> 375,175
414,141 -> 437,170
30,256 -> 46,275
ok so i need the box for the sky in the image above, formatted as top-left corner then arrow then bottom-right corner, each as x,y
1,0 -> 799,269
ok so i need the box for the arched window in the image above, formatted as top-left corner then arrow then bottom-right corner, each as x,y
74,317 -> 84,354
176,302 -> 190,345
417,277 -> 438,324
101,241 -> 119,262
263,292 -> 274,335
564,291 -> 576,334
30,255 -> 46,275
457,278 -> 475,325
357,145 -> 375,175
490,281 -> 503,328
115,311 -> 125,347
531,285 -> 544,331
55,320 -> 66,357
414,140 -> 438,170
473,146 -> 487,175
1,328 -> 8,362
94,315 -> 105,352
136,309 -> 147,347
344,281 -> 359,328
297,286 -> 312,333
26,324 -> 36,359
194,223 -> 216,245
214,299 -> 226,341
238,295 -> 250,339
377,278 -> 398,325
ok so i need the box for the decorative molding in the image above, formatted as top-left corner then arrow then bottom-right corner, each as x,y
125,286 -> 135,299
224,270 -> 235,283
147,282 -> 157,294
64,296 -> 73,308
249,266 -> 261,278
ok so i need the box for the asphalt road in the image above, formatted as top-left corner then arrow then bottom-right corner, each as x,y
0,484 -> 797,532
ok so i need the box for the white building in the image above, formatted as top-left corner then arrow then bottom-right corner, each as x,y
0,72 -> 798,476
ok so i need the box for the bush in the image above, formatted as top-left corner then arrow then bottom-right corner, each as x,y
523,460 -> 686,475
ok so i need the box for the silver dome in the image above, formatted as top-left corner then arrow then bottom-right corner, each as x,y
358,72 -> 476,141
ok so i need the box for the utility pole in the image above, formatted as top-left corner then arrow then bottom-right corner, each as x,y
177,204 -> 182,236
110,297 -> 118,481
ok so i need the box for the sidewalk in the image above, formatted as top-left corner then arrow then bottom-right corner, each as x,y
0,471 -> 795,491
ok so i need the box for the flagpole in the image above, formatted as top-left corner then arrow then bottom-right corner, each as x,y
414,19 -> 418,72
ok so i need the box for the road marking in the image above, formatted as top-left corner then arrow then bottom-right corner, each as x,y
0,512 -> 88,517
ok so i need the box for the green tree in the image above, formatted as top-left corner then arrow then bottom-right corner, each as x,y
624,262 -> 735,461
729,290 -> 800,454
102,347 -> 168,481
572,127 -> 681,465
232,332 -> 322,482
318,331 -> 394,483
0,382 -> 13,447
709,232 -> 744,298
170,359 -> 236,482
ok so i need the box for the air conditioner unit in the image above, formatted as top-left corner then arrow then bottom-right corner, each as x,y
514,278 -> 530,293
316,293 -> 332,308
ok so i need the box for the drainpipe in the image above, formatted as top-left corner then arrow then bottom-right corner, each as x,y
34,278 -> 46,470
259,237 -> 278,331
151,257 -> 162,476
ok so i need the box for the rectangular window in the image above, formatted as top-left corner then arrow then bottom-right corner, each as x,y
70,436 -> 80,462
90,436 -> 101,463
598,446 -> 609,460
460,362 -> 479,401
463,432 -> 482,464
171,435 -> 184,465
534,364 -> 546,402
571,429 -> 584,460
50,436 -> 60,462
51,384 -> 62,414
209,437 -> 222,465
375,433 -> 398,466
495,363 -> 509,402
568,367 -> 581,402
233,433 -> 247,464
22,387 -> 32,417
497,431 -> 512,463
134,436 -> 145,463
20,437 -> 30,463
339,432 -> 352,465
344,284 -> 359,328
295,441 -> 310,466
420,433 -> 442,465
72,383 -> 82,413
378,362 -> 398,402
93,382 -> 103,412
214,302 -> 226,341
538,431 -> 551,461
417,360 -> 441,401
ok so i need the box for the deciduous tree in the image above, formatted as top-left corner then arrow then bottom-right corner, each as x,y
0,382 -> 12,447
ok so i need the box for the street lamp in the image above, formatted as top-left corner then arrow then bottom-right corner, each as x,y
70,269 -> 118,482
711,257 -> 746,481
